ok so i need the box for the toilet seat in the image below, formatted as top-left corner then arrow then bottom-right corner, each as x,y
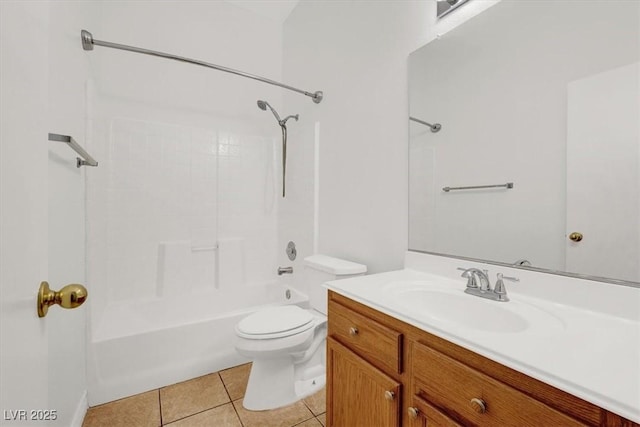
236,306 -> 316,340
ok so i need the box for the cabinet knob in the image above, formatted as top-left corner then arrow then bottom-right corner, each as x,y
408,407 -> 419,418
384,390 -> 395,401
349,327 -> 359,336
470,398 -> 487,414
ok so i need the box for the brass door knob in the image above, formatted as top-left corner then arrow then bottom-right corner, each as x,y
384,390 -> 395,401
38,281 -> 88,318
349,327 -> 359,336
569,232 -> 583,242
408,407 -> 419,418
470,398 -> 487,414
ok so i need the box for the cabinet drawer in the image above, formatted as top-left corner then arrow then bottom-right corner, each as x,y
328,302 -> 402,374
412,342 -> 586,426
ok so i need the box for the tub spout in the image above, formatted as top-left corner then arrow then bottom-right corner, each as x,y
278,266 -> 293,275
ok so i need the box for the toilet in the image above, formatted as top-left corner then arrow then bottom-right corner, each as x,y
234,254 -> 366,411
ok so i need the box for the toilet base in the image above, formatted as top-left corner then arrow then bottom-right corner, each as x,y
236,310 -> 327,411
294,373 -> 325,400
242,358 -> 325,411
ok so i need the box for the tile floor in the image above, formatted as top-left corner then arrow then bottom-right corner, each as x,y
82,363 -> 326,427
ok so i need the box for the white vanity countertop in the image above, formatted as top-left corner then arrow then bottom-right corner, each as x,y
324,253 -> 640,423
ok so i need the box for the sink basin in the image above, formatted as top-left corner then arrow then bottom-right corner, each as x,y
382,281 -> 565,333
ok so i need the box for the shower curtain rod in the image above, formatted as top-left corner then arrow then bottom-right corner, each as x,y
80,30 -> 323,104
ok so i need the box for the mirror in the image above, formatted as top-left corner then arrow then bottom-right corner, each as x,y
409,0 -> 639,285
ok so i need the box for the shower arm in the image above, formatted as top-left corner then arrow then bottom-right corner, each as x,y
409,116 -> 441,133
280,115 -> 298,126
81,30 -> 324,104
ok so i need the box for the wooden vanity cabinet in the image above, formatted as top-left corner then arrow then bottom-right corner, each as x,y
327,338 -> 401,427
327,291 -> 639,427
408,395 -> 462,427
410,341 -> 584,426
327,291 -> 404,427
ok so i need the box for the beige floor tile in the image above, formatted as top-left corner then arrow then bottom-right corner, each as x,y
317,413 -> 326,426
219,363 -> 251,400
232,398 -> 314,427
295,418 -> 323,427
160,373 -> 230,424
82,390 -> 160,427
302,388 -> 326,416
163,403 -> 242,427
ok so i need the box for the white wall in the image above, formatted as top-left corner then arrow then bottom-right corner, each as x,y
85,1 -> 285,328
282,0 -> 498,274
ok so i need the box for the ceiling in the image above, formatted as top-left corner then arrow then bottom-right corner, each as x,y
224,0 -> 300,24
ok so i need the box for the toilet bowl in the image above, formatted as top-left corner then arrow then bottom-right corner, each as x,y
233,255 -> 366,411
234,306 -> 327,410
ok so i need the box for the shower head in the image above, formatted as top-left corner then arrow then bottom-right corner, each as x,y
255,99 -> 300,199
257,99 -> 281,123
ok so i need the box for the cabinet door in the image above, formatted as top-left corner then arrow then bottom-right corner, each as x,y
327,337 -> 401,427
407,395 -> 462,427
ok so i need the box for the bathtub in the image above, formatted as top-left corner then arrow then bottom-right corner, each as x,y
86,282 -> 308,406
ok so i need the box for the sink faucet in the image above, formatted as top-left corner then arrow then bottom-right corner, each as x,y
457,267 -> 491,291
458,268 -> 519,302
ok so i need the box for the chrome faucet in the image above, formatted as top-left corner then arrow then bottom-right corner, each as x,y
458,268 -> 519,302
457,267 -> 491,291
277,266 -> 293,275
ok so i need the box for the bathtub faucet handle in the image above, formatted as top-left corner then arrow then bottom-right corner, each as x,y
277,266 -> 293,275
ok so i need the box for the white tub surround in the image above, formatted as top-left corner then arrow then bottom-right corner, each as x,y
324,251 -> 640,423
87,283 -> 306,406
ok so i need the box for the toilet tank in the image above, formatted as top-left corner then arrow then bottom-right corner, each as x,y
303,255 -> 367,315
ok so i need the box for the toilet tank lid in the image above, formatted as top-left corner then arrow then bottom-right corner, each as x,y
303,254 -> 367,275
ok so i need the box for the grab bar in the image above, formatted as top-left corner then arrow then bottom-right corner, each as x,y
443,182 -> 513,192
48,133 -> 98,168
191,244 -> 218,252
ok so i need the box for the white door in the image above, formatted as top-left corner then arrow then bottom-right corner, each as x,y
0,1 -> 51,425
566,62 -> 640,282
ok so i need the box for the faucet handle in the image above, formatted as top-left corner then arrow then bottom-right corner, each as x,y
493,273 -> 518,301
498,273 -> 519,282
